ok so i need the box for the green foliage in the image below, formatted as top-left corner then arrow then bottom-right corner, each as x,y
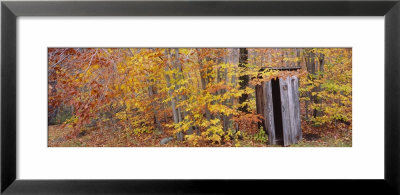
253,126 -> 268,143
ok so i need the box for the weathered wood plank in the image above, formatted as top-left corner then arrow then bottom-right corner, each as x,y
263,81 -> 276,145
255,84 -> 264,118
287,76 -> 298,144
255,84 -> 265,138
291,76 -> 302,142
287,75 -> 297,144
279,77 -> 292,146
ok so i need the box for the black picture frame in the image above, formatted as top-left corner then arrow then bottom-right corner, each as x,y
1,0 -> 399,194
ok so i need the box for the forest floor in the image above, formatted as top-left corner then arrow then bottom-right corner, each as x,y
48,121 -> 351,147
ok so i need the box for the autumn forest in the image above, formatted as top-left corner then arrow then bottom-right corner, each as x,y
48,48 -> 352,147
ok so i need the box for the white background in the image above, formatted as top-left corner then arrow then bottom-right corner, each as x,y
17,17 -> 384,179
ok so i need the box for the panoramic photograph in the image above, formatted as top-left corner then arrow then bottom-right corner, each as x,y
48,48 -> 352,147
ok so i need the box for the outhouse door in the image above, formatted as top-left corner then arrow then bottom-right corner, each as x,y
256,75 -> 302,146
278,76 -> 302,146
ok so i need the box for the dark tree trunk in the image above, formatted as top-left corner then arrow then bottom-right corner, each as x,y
313,53 -> 325,117
238,48 -> 249,113
296,49 -> 301,67
149,85 -> 163,134
304,49 -> 316,120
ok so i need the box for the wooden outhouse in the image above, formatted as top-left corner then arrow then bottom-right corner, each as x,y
255,67 -> 302,146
